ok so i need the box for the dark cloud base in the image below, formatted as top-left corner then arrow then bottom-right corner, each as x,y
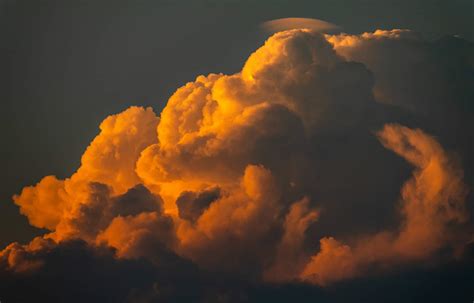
0,240 -> 472,303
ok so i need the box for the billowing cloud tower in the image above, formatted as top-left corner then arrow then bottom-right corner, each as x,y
2,28 -> 473,302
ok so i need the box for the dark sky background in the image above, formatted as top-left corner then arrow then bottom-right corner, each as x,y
1,0 -> 473,247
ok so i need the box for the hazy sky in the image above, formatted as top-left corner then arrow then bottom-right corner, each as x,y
1,0 -> 473,254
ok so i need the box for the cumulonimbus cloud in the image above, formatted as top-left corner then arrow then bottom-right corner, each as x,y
1,28 -> 472,295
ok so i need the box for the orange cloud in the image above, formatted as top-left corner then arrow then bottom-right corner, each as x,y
2,29 -> 471,288
13,106 -> 159,239
0,237 -> 55,273
264,197 -> 319,282
174,165 -> 283,273
13,176 -> 66,230
300,124 -> 469,285
97,211 -> 175,261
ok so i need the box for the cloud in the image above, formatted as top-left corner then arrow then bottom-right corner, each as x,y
0,236 -> 55,273
96,210 -> 175,263
175,164 -> 283,276
176,186 -> 221,223
264,197 -> 319,282
1,239 -> 473,303
300,124 -> 469,285
261,18 -> 341,35
13,106 -> 159,231
327,29 -> 474,115
2,27 -> 473,300
0,239 -> 205,303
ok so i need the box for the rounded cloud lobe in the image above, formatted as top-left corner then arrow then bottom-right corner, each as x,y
2,29 -> 473,301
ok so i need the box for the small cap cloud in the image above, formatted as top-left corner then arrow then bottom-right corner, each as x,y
261,17 -> 341,34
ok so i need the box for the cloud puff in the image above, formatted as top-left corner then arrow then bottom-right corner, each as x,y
2,27 -> 473,300
176,187 -> 221,223
13,106 -> 159,231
